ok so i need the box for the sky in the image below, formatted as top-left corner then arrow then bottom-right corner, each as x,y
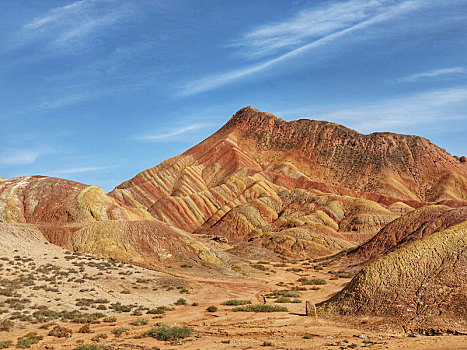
1,0 -> 467,191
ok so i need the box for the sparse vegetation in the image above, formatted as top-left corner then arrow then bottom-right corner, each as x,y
206,306 -> 217,312
48,325 -> 73,338
222,299 -> 251,306
74,345 -> 102,350
175,298 -> 186,305
144,324 -> 194,341
130,318 -> 148,326
0,340 -> 12,349
298,278 -> 326,285
112,327 -> 129,337
232,305 -> 288,312
16,333 -> 43,348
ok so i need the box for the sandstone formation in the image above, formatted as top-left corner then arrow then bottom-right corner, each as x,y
110,107 -> 467,257
0,176 -> 232,271
316,220 -> 467,332
344,205 -> 467,265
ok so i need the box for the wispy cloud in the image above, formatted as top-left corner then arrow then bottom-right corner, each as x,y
399,67 -> 467,82
23,0 -> 134,49
0,150 -> 42,165
137,124 -> 210,142
179,0 -> 425,96
319,86 -> 467,133
231,0 -> 394,60
51,166 -> 115,176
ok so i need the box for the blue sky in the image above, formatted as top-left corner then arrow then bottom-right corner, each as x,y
1,0 -> 466,191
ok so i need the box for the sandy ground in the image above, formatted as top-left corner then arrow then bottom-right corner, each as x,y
0,228 -> 466,350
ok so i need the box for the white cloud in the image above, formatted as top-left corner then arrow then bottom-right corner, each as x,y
399,67 -> 467,82
179,0 -> 425,96
51,166 -> 115,176
0,151 -> 42,165
319,87 -> 467,133
137,124 -> 209,141
231,0 -> 394,59
23,0 -> 134,48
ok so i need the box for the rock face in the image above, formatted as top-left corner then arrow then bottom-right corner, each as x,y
0,176 -> 230,270
0,176 -> 152,224
109,107 -> 467,257
316,220 -> 467,332
344,205 -> 467,265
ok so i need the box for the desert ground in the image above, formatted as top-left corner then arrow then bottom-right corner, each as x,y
1,232 -> 465,350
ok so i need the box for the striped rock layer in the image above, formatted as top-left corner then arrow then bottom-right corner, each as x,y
0,176 -> 229,270
110,107 -> 467,257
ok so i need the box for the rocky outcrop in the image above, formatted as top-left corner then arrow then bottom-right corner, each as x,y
316,220 -> 467,332
110,107 -> 467,256
0,176 -> 152,224
344,205 -> 467,265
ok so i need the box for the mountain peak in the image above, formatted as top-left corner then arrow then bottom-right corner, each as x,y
222,106 -> 284,130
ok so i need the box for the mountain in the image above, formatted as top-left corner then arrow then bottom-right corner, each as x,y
109,107 -> 467,257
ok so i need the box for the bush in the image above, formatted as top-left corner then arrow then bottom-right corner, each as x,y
16,333 -> 43,348
175,298 -> 186,305
0,340 -> 12,349
180,264 -> 192,268
112,327 -> 128,337
48,325 -> 72,338
0,320 -> 14,332
78,324 -> 92,333
275,296 -> 291,303
266,290 -> 300,298
313,265 -> 323,270
303,334 -> 313,339
222,300 -> 251,306
206,306 -> 217,312
74,345 -> 101,350
250,264 -> 268,271
147,307 -> 166,315
232,305 -> 288,312
144,324 -> 194,341
298,278 -> 326,285
130,318 -> 148,326
103,316 -> 117,323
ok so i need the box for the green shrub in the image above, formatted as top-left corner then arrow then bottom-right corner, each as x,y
130,318 -> 148,326
111,327 -> 128,337
313,265 -> 323,270
147,307 -> 166,314
175,298 -> 186,305
74,345 -> 101,350
221,299 -> 251,306
275,296 -> 291,303
250,264 -> 267,271
232,305 -> 288,312
78,324 -> 92,333
298,278 -> 326,285
0,340 -> 12,349
16,333 -> 43,348
286,268 -> 303,272
303,334 -> 313,339
180,264 -> 192,268
206,306 -> 217,312
144,324 -> 194,341
48,325 -> 72,338
266,290 -> 300,298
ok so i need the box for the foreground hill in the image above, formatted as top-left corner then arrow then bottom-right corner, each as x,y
110,107 -> 467,257
0,176 -> 233,272
316,220 -> 467,333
